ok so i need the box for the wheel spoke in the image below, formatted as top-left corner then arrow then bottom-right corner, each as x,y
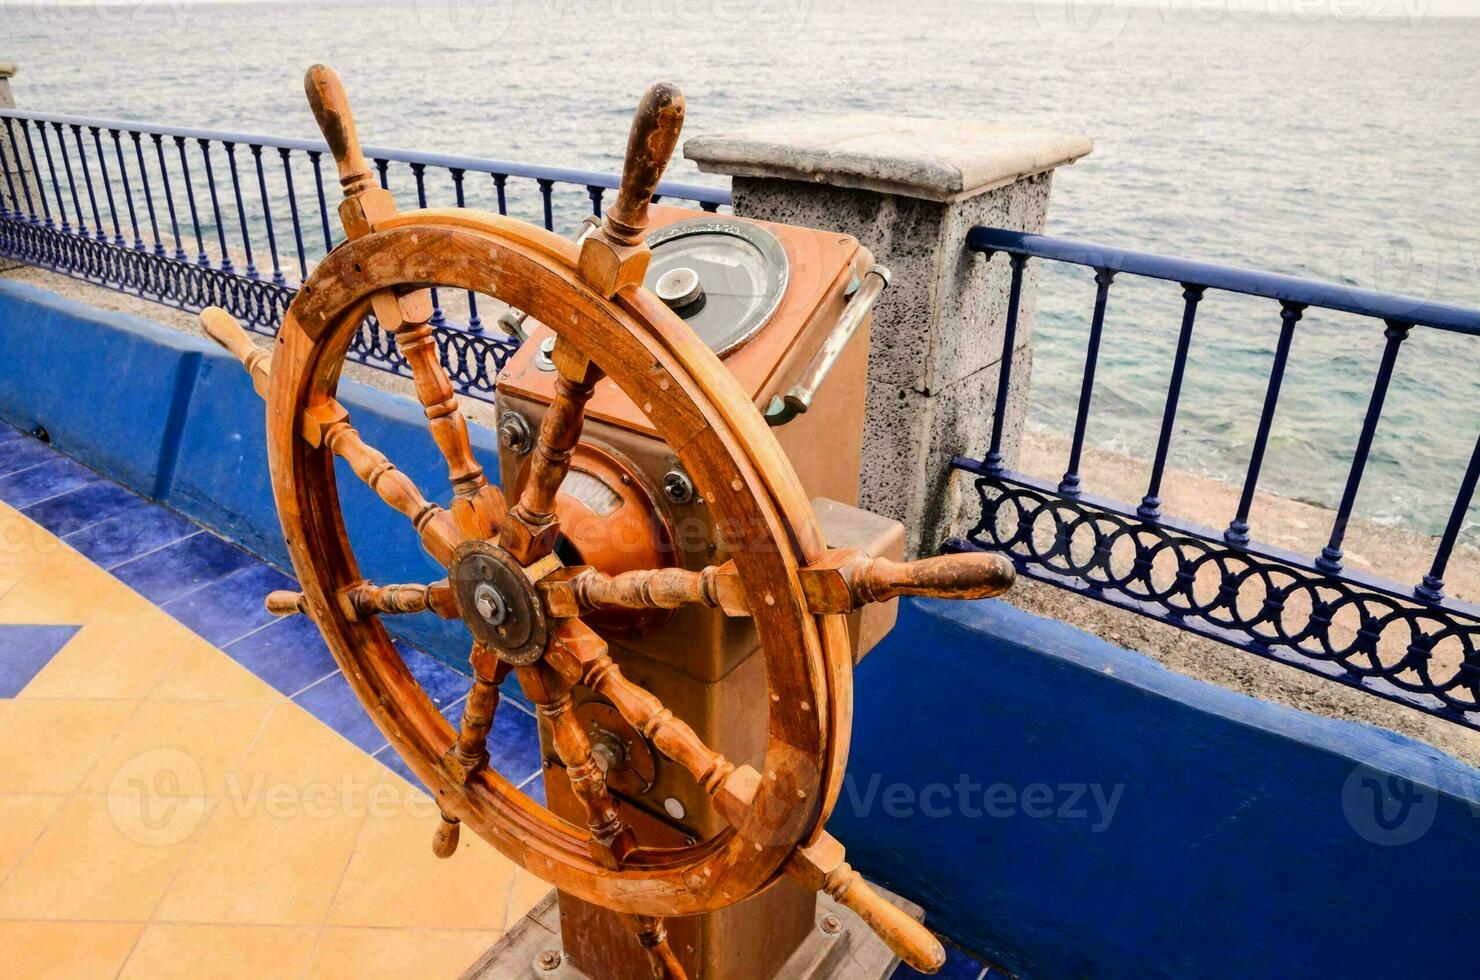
446,644 -> 512,783
500,340 -> 603,564
264,581 -> 457,620
627,914 -> 685,979
310,399 -> 461,565
538,564 -> 749,619
547,619 -> 735,798
517,659 -> 636,870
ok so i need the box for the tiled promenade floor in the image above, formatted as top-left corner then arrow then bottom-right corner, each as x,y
0,424 -> 550,979
0,423 -> 1000,979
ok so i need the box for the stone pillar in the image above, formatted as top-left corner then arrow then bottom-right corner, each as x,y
686,117 -> 1091,556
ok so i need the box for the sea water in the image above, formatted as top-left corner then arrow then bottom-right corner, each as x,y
8,0 -> 1479,542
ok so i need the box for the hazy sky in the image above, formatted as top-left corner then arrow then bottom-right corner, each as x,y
0,0 -> 1475,13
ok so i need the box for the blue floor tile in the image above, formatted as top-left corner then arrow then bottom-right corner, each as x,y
113,531 -> 257,604
64,508 -> 199,570
295,670 -> 389,754
0,624 -> 80,696
0,435 -> 61,477
395,639 -> 471,714
163,562 -> 298,647
223,614 -> 339,697
22,481 -> 151,537
487,700 -> 543,786
518,771 -> 547,807
0,456 -> 99,508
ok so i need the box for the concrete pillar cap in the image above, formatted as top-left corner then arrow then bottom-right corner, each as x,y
686,115 -> 1092,203
0,63 -> 17,79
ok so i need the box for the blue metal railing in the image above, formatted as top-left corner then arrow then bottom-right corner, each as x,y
953,227 -> 1480,729
0,108 -> 730,398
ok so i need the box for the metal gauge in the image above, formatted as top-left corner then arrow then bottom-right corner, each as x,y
644,217 -> 789,356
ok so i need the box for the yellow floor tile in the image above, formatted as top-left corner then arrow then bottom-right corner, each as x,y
0,697 -> 141,793
119,922 -> 320,979
0,920 -> 144,979
21,620 -> 202,700
0,559 -> 158,623
80,698 -> 275,797
0,793 -> 206,920
0,562 -> 39,603
148,639 -> 284,701
234,702 -> 387,802
327,803 -> 520,931
0,794 -> 66,880
308,926 -> 499,980
154,798 -> 364,925
0,507 -> 73,565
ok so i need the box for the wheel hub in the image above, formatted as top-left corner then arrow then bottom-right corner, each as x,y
450,540 -> 549,665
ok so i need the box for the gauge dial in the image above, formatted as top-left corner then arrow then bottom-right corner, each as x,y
644,217 -> 789,356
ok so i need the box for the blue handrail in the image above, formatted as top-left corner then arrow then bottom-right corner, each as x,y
0,108 -> 731,209
956,225 -> 1480,730
968,227 -> 1480,336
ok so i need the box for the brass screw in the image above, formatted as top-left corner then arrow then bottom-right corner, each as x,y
820,913 -> 843,935
536,949 -> 562,971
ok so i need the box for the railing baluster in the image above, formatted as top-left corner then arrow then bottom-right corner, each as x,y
537,177 -> 555,231
587,185 -> 604,217
375,158 -> 390,190
1225,302 -> 1305,547
279,148 -> 308,281
89,127 -> 123,245
492,173 -> 508,215
1139,284 -> 1206,519
132,132 -> 164,256
54,123 -> 88,239
174,136 -> 208,265
152,135 -> 187,261
1316,321 -> 1411,572
197,139 -> 233,272
451,167 -> 482,332
409,162 -> 445,326
36,121 -> 69,232
69,125 -> 103,240
1416,432 -> 1480,603
19,121 -> 51,228
982,253 -> 1027,475
222,142 -> 257,278
110,130 -> 141,248
250,145 -> 284,285
307,149 -> 332,252
1060,268 -> 1117,496
3,118 -> 38,224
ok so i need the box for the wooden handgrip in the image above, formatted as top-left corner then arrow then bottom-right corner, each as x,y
265,590 -> 307,616
852,553 -> 1015,604
788,832 -> 945,974
824,862 -> 945,973
200,307 -> 271,398
304,64 -> 375,195
606,82 -> 685,244
801,549 -> 1015,614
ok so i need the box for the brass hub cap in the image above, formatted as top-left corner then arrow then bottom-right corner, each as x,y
450,540 -> 549,665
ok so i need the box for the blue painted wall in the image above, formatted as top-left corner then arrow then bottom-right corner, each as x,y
5,279 -> 1479,978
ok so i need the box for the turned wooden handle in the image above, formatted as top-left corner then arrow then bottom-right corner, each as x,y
604,82 -> 685,244
852,553 -> 1015,605
304,64 -> 374,193
200,306 -> 257,362
265,590 -> 308,616
824,863 -> 946,974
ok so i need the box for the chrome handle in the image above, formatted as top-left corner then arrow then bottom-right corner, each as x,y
765,266 -> 890,427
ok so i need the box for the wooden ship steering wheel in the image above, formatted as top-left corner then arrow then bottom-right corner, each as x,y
200,65 -> 1015,978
